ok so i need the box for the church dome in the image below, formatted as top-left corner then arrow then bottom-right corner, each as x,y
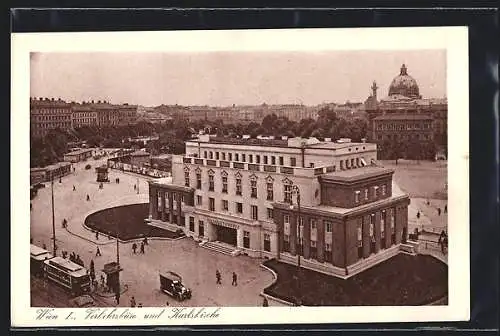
388,64 -> 421,98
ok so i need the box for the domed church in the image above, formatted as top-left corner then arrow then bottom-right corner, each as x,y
365,64 -> 447,161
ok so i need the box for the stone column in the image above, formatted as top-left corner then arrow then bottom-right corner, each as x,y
303,218 -> 311,259
237,227 -> 243,248
290,214 -> 297,256
169,193 -> 174,223
317,219 -> 325,262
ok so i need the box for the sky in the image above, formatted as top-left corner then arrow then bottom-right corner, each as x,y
30,50 -> 446,107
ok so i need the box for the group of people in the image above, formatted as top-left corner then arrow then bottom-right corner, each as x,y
132,237 -> 148,254
215,270 -> 238,286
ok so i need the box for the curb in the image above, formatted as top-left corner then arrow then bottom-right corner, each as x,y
259,262 -> 295,307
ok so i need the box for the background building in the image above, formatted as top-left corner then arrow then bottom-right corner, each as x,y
365,64 -> 448,160
30,98 -> 73,138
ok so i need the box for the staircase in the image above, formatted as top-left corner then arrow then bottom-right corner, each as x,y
200,241 -> 241,256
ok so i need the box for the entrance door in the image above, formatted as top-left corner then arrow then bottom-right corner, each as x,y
216,226 -> 237,246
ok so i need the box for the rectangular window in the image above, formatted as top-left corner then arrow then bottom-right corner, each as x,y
236,178 -> 242,196
209,151 -> 213,159
310,240 -> 317,259
184,172 -> 190,187
222,176 -> 228,193
236,202 -> 243,214
283,234 -> 290,252
215,152 -> 219,160
199,221 -> 204,237
266,182 -> 274,201
235,153 -> 239,161
228,153 -> 232,161
209,197 -> 215,211
243,231 -> 250,248
196,173 -> 202,189
364,189 -> 369,200
208,175 -> 214,191
249,154 -> 253,163
355,190 -> 360,203
242,154 -> 246,162
324,243 -> 332,262
310,219 -> 317,230
264,234 -> 271,252
267,208 -> 273,220
374,186 -> 379,198
222,152 -> 226,160
279,156 -> 284,165
251,180 -> 257,198
256,155 -> 260,163
271,156 -> 276,165
251,205 -> 258,220
189,217 -> 195,232
264,156 -> 268,164
222,200 -> 228,211
196,195 -> 202,205
325,220 -> 332,233
203,151 -> 207,158
284,214 -> 290,225
284,185 -> 292,204
381,185 -> 386,196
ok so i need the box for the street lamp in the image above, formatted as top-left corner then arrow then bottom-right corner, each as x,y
289,185 -> 301,306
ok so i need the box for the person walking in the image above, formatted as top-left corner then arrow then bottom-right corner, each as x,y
216,270 -> 222,284
96,246 -> 102,257
438,207 -> 442,216
115,291 -> 120,305
87,194 -> 90,201
73,185 -> 76,191
132,243 -> 137,254
232,272 -> 238,286
140,242 -> 145,254
445,204 -> 447,213
96,231 -> 99,240
416,211 -> 420,219
143,236 -> 148,246
130,296 -> 136,307
262,297 -> 269,307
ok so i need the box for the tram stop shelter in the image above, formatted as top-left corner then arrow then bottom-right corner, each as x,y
95,165 -> 110,183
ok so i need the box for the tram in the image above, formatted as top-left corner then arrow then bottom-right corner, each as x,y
43,256 -> 91,296
30,244 -> 53,277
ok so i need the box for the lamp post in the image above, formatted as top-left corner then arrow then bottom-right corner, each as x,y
51,174 -> 56,256
290,185 -> 301,306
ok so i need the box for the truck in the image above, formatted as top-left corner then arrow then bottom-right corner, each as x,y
159,271 -> 192,301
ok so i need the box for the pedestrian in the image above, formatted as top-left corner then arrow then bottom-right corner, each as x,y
262,297 -> 269,307
73,185 -> 76,191
232,272 -> 238,286
96,231 -> 99,240
132,243 -> 137,254
165,301 -> 170,306
87,194 -> 90,201
416,211 -> 420,219
426,199 -> 430,206
59,178 -> 62,183
445,204 -> 447,213
143,236 -> 148,246
140,242 -> 145,254
130,296 -> 136,307
115,292 -> 120,305
96,246 -> 102,257
216,270 -> 222,284
438,207 -> 442,216
133,184 -> 136,190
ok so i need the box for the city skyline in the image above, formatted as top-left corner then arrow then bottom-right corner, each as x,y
30,50 -> 446,107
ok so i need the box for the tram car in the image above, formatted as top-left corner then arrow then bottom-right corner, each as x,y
30,244 -> 53,277
43,256 -> 91,296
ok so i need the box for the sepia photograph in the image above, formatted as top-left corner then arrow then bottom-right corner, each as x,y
11,27 -> 469,326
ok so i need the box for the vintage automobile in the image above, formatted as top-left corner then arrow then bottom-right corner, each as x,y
159,271 -> 192,301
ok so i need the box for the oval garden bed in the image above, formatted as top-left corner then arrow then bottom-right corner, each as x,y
263,253 -> 447,306
85,203 -> 184,241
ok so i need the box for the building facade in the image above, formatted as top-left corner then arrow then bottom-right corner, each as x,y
30,98 -> 73,138
365,64 -> 448,160
146,135 -> 412,277
63,148 -> 94,163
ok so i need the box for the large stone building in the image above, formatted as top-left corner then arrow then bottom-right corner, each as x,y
146,135 -> 413,277
30,98 -> 139,138
365,64 -> 448,160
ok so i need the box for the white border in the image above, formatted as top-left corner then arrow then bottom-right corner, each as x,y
11,27 -> 469,327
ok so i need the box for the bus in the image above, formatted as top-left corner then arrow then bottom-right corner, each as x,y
30,244 -> 53,277
43,257 -> 91,296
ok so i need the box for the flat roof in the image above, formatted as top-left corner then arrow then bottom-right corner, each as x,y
322,166 -> 394,182
65,148 -> 94,156
307,142 -> 373,150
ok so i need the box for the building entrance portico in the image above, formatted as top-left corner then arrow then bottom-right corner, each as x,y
215,225 -> 237,246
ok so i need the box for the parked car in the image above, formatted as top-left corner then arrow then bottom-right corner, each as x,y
159,271 -> 192,301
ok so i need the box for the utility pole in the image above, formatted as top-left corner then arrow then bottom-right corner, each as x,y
51,174 -> 56,256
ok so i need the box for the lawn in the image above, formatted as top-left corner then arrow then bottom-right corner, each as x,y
379,160 -> 447,200
263,254 -> 448,306
85,203 -> 184,241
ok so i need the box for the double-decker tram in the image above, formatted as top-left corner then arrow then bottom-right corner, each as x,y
43,256 -> 91,296
30,244 -> 53,277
